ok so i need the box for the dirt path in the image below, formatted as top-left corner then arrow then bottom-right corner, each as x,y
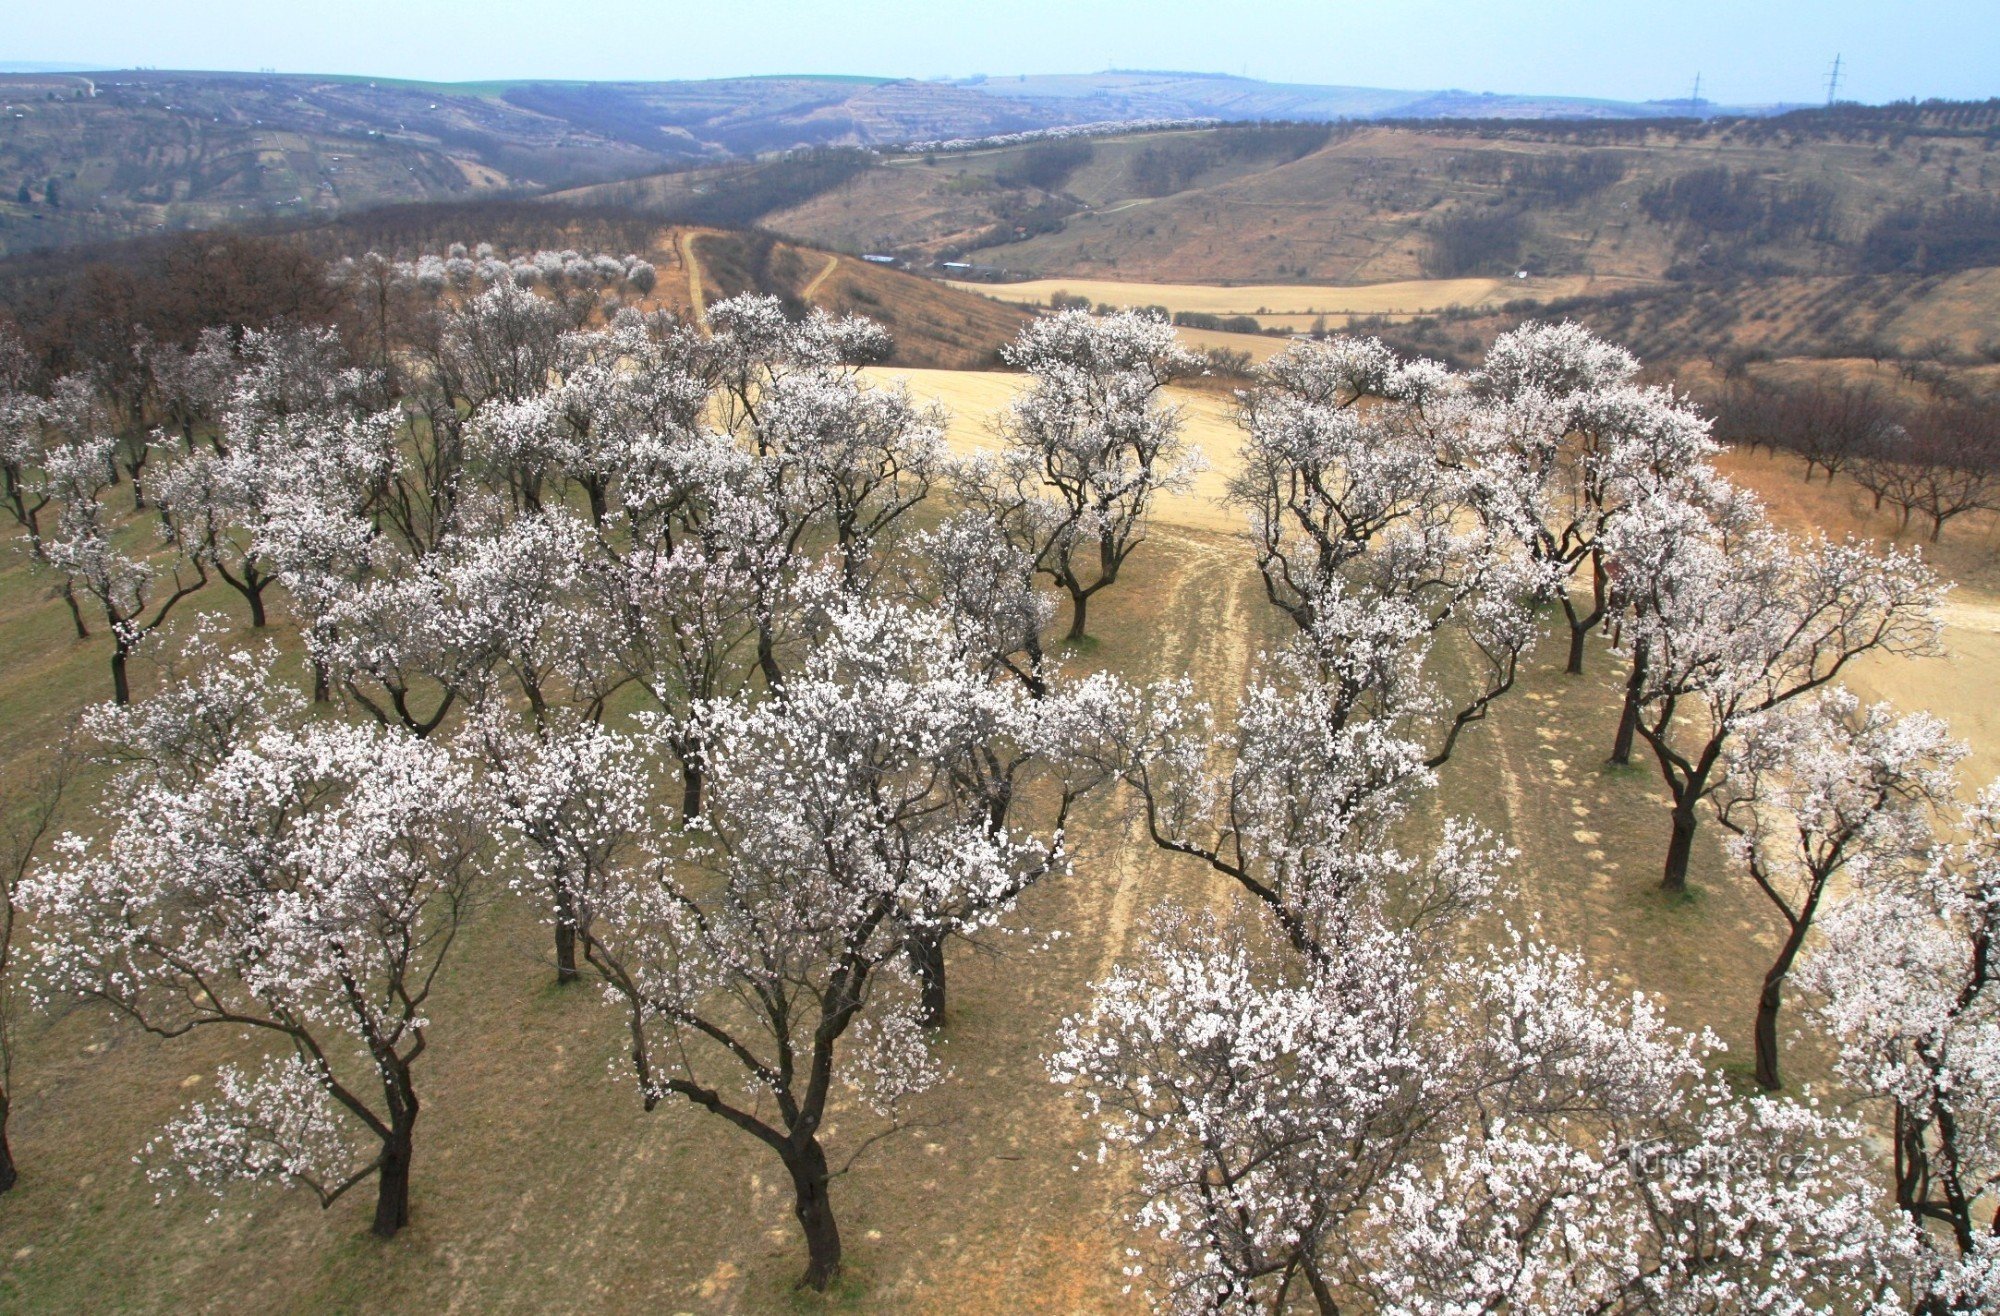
878,525 -> 1271,1313
801,252 -> 841,304
679,230 -> 707,325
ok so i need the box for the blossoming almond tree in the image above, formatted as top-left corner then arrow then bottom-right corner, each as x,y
1714,688 -> 1962,1089
472,711 -> 660,988
1804,781 -> 2000,1310
574,601 -> 1079,1290
23,695 -> 485,1237
1086,548 -> 1547,957
39,432 -> 208,703
900,513 -> 1056,695
468,310 -> 709,528
1606,490 -> 1945,891
1231,334 -> 1490,636
962,308 -> 1204,641
1473,321 -> 1717,675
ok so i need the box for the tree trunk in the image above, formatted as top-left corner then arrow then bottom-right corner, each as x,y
0,1090 -> 16,1194
1753,967 -> 1788,1092
1753,917 -> 1815,1090
679,758 -> 704,822
371,1118 -> 415,1237
1660,796 -> 1699,893
61,583 -> 89,640
757,624 -> 783,692
111,644 -> 131,706
910,932 -> 947,1029
1303,1259 -> 1340,1315
1023,628 -> 1048,697
553,879 -> 580,986
1565,616 -> 1589,676
1066,588 -> 1089,642
1609,640 -> 1648,766
786,1139 -> 842,1291
246,582 -> 268,629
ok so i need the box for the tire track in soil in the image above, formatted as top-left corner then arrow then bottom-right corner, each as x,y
984,528 -> 1265,1309
1090,530 -> 1263,982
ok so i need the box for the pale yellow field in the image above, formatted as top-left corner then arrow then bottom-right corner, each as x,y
862,366 -> 1251,536
943,274 -> 1620,318
1172,324 -> 1291,363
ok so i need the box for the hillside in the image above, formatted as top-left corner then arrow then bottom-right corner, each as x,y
740,113 -> 2000,284
1342,266 -> 2000,373
956,69 -> 1733,122
1,67 -> 1872,260
677,228 -> 1033,368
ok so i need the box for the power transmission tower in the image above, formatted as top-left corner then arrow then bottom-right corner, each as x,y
1825,53 -> 1843,106
1689,71 -> 1703,113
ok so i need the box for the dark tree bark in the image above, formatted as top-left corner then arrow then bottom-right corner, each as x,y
552,881 -> 581,986
1559,555 -> 1608,676
909,932 -> 947,1030
0,1091 -> 15,1195
1609,637 -> 1648,766
1753,944 -> 1803,1091
371,1127 -> 413,1238
679,759 -> 704,823
785,1138 -> 843,1291
1660,795 -> 1701,893
1066,587 -> 1090,642
60,583 -> 89,640
110,643 -> 132,706
370,1093 -> 418,1238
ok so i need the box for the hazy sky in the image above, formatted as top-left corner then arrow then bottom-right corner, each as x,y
9,0 -> 1998,106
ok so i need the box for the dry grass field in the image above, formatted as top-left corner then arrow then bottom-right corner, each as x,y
942,273 -> 1621,323
861,366 -> 1252,536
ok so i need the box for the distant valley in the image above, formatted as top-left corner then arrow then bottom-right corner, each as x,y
0,65 -> 1808,256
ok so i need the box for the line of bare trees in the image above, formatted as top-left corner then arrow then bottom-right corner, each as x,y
1707,374 -> 2000,540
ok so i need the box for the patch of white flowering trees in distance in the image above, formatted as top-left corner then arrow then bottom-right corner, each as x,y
331,245 -> 658,303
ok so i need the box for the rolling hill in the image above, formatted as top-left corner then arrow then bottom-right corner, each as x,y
738,112 -> 2000,285
0,66 -> 1827,258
